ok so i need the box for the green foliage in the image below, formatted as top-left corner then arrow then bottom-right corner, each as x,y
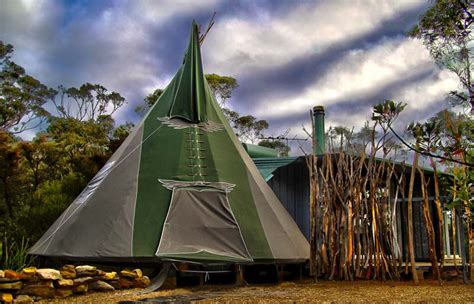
0,131 -> 24,220
230,114 -> 269,144
410,0 -> 473,111
145,89 -> 164,107
407,120 -> 442,153
409,0 -> 472,43
52,83 -> 125,121
407,111 -> 472,211
0,41 -> 55,133
47,117 -> 113,159
135,88 -> 164,114
203,73 -> 268,143
444,167 -> 474,210
19,135 -> 63,190
205,73 -> 238,106
435,111 -> 473,161
258,139 -> 291,157
110,122 -> 135,152
372,100 -> 407,128
326,126 -> 353,152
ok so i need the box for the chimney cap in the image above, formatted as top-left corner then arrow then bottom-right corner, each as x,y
313,105 -> 325,114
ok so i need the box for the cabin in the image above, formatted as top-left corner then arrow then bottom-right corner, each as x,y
245,106 -> 466,275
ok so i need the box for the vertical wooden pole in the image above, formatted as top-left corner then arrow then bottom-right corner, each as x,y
418,168 -> 441,282
430,160 -> 444,269
235,264 -> 247,286
407,147 -> 419,285
456,209 -> 469,283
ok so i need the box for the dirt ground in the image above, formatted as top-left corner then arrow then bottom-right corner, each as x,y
41,280 -> 474,303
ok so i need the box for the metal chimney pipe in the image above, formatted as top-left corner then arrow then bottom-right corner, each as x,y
312,106 -> 325,155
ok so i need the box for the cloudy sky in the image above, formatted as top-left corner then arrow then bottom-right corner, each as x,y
0,0 -> 460,154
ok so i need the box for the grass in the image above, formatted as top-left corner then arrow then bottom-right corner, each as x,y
1,237 -> 36,271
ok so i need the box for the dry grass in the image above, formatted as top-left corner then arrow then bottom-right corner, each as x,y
40,280 -> 474,303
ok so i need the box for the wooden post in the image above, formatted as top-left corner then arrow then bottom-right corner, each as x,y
277,265 -> 284,283
456,208 -> 469,283
234,265 -> 247,286
430,160 -> 444,268
418,168 -> 441,282
407,147 -> 419,285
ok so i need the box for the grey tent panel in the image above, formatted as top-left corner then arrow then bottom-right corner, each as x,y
227,139 -> 309,261
156,187 -> 252,262
246,168 -> 309,260
29,123 -> 145,257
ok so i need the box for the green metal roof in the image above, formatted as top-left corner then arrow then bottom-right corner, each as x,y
252,157 -> 299,181
251,154 -> 450,183
242,143 -> 278,158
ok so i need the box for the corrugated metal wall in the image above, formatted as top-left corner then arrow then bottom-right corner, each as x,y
397,198 -> 441,261
266,157 -> 310,240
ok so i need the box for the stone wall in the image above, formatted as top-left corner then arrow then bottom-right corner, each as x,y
0,265 -> 150,302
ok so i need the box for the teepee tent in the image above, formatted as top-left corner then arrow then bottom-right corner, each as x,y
30,23 -> 309,264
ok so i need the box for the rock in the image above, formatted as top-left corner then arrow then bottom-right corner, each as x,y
73,276 -> 95,285
36,269 -> 62,281
0,270 -> 4,278
55,279 -> 74,288
75,265 -> 96,272
4,270 -> 23,280
101,271 -> 117,281
21,267 -> 36,277
72,284 -> 88,294
0,281 -> 23,290
1,293 -> 13,303
59,265 -> 76,279
108,280 -> 121,290
55,288 -> 73,298
89,280 -> 115,292
134,269 -> 143,278
120,268 -> 142,279
134,276 -> 151,288
18,281 -> 55,298
19,268 -> 38,283
118,278 -> 134,289
75,265 -> 97,277
13,295 -> 34,303
20,276 -> 40,284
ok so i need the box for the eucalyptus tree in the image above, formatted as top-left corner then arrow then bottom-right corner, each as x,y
410,0 -> 474,112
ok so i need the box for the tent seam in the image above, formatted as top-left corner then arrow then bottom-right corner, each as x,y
130,124 -> 144,256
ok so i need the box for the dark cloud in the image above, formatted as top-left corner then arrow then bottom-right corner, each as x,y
263,63 -> 440,133
1,0 -> 456,153
230,2 -> 430,114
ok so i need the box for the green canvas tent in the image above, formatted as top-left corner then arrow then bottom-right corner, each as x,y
29,23 -> 309,264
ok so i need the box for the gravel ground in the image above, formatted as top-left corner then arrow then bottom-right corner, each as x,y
41,280 -> 474,303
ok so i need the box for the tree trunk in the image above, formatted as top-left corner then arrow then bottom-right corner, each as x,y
1,176 -> 14,219
458,149 -> 472,280
407,148 -> 419,285
452,207 -> 458,269
418,168 -> 441,282
430,158 -> 444,268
